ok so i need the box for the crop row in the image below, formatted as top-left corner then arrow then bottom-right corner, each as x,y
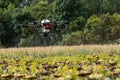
0,53 -> 120,80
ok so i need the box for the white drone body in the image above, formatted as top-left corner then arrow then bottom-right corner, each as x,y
41,19 -> 51,33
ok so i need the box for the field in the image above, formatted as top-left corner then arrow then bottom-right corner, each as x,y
0,45 -> 120,80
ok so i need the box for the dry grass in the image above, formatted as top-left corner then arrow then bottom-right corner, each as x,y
0,45 -> 120,54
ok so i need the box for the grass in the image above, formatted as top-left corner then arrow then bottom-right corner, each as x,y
0,44 -> 120,54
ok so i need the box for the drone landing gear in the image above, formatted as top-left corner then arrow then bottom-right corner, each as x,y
44,33 -> 48,36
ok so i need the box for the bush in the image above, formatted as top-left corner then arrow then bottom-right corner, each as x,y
69,16 -> 86,32
61,31 -> 84,45
114,38 -> 120,44
18,35 -> 44,47
0,40 -> 4,48
18,35 -> 34,47
84,13 -> 120,44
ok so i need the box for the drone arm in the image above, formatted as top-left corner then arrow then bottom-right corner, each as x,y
50,21 -> 69,28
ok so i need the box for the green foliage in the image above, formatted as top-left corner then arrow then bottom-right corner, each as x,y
55,0 -> 84,21
0,3 -> 16,47
83,0 -> 120,17
0,0 -> 10,8
31,0 -> 50,19
84,13 -> 120,44
0,0 -> 120,47
18,34 -> 45,47
115,38 -> 120,44
61,31 -> 84,45
18,35 -> 34,47
69,16 -> 86,32
12,8 -> 35,38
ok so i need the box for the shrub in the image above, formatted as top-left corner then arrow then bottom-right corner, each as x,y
69,16 -> 86,32
84,13 -> 120,44
61,31 -> 84,45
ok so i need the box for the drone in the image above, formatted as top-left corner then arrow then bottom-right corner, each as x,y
20,19 -> 69,34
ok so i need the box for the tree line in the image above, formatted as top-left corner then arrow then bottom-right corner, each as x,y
0,0 -> 120,47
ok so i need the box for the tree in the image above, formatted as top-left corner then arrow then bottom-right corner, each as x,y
30,0 -> 50,20
0,3 -> 16,47
55,0 -> 84,21
61,31 -> 84,45
0,0 -> 10,8
84,13 -> 120,44
12,7 -> 35,37
69,16 -> 86,32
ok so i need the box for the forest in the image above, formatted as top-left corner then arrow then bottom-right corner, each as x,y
0,0 -> 120,47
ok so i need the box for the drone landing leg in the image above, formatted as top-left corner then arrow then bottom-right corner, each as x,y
44,33 -> 48,36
